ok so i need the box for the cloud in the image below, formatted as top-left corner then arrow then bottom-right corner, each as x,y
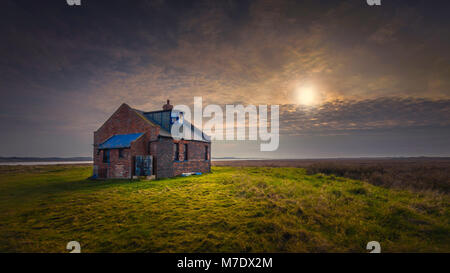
279,97 -> 450,135
0,0 -> 449,157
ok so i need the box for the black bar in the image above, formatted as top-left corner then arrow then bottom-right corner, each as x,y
0,253 -> 446,272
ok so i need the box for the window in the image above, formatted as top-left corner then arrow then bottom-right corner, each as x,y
184,144 -> 188,161
103,150 -> 110,163
205,146 -> 208,161
118,149 -> 124,158
174,143 -> 179,161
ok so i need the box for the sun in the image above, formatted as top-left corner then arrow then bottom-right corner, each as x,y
296,84 -> 319,106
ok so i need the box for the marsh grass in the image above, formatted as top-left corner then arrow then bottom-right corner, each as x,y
0,165 -> 448,252
306,161 -> 450,194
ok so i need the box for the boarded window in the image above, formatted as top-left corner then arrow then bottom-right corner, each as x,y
174,143 -> 179,161
103,150 -> 110,163
135,155 -> 152,176
205,146 -> 208,160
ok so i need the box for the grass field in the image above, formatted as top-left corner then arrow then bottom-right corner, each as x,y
0,165 -> 448,253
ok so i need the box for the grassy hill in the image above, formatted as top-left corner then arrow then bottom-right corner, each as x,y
0,165 -> 448,252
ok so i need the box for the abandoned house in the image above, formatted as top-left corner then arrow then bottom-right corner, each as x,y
93,100 -> 211,179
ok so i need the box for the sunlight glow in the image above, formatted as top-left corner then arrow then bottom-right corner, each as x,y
296,84 -> 319,106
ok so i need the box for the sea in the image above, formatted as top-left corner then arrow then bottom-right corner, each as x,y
0,161 -> 93,166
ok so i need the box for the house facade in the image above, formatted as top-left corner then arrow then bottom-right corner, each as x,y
93,100 -> 211,179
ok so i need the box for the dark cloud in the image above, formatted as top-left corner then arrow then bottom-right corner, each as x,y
0,0 -> 449,157
279,97 -> 450,135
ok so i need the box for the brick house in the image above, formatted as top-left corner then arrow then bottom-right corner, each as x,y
93,100 -> 211,179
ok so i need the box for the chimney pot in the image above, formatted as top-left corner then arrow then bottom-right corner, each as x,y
163,99 -> 173,110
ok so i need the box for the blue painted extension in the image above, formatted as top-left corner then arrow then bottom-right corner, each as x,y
99,133 -> 144,149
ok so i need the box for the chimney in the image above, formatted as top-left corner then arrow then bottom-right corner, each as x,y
163,99 -> 173,111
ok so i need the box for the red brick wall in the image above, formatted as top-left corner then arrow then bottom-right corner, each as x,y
173,140 -> 211,176
153,137 -> 174,179
98,148 -> 132,178
93,103 -> 158,178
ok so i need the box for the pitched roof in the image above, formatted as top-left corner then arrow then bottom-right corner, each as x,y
99,133 -> 144,149
133,108 -> 210,142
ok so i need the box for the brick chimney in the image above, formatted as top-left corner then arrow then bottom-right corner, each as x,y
163,99 -> 173,111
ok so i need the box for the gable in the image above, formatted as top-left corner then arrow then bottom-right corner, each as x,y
94,103 -> 158,145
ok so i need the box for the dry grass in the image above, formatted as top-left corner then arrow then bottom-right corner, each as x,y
213,158 -> 450,194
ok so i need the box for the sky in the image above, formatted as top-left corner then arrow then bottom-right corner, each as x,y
0,0 -> 449,158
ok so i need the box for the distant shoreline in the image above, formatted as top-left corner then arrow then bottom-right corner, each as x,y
0,161 -> 93,166
2,156 -> 450,163
1,156 -> 449,166
0,157 -> 92,163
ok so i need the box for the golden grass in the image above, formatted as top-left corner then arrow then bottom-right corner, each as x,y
0,165 -> 448,252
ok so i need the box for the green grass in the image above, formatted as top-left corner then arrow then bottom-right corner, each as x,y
0,165 -> 448,252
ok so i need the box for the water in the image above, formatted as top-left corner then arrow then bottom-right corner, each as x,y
0,158 -> 261,165
211,158 -> 266,161
0,161 -> 93,166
